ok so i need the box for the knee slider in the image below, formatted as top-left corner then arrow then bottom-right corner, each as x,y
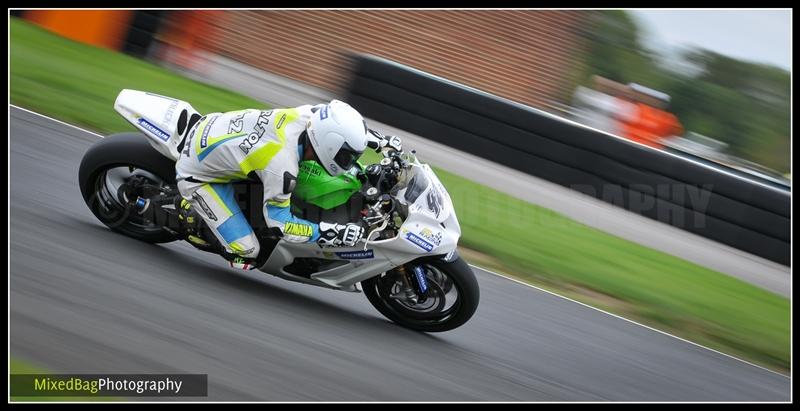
228,234 -> 260,258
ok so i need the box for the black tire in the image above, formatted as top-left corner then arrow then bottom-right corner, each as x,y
78,132 -> 178,243
362,256 -> 480,332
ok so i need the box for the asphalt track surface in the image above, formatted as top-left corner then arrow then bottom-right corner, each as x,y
9,107 -> 790,401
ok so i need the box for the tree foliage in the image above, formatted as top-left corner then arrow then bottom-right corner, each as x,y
575,11 -> 790,173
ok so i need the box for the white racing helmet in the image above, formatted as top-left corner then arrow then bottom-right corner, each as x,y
306,100 -> 369,176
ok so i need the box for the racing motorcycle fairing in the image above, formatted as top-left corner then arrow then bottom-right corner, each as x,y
114,89 -> 201,161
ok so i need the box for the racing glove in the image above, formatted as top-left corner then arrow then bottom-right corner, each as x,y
317,222 -> 365,247
379,135 -> 402,153
368,129 -> 402,154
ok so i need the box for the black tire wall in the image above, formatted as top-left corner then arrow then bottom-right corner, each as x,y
345,55 -> 790,265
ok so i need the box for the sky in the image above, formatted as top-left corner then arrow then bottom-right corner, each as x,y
630,9 -> 791,71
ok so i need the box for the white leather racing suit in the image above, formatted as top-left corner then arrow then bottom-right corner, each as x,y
175,106 -> 323,260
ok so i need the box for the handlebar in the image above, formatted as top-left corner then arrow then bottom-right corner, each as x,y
358,149 -> 407,244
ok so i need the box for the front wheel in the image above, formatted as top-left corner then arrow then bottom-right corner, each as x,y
362,256 -> 480,332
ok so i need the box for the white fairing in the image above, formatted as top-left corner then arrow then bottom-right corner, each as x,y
261,163 -> 461,290
114,88 -> 461,292
114,89 -> 200,161
390,163 -> 461,258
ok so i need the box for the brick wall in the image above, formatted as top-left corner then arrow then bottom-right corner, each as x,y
193,10 -> 592,109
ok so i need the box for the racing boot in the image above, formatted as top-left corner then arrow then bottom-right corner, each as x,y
218,245 -> 259,270
174,197 -> 211,249
174,197 -> 256,270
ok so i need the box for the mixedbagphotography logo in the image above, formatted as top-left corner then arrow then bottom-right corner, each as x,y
10,374 -> 208,397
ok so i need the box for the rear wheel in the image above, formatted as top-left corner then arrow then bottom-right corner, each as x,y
78,133 -> 178,243
362,256 -> 479,332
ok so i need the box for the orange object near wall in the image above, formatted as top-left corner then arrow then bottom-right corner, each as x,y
24,10 -> 134,51
155,10 -> 226,71
620,104 -> 683,149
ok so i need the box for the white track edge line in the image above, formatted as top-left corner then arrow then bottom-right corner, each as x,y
10,104 -> 105,138
9,104 -> 791,380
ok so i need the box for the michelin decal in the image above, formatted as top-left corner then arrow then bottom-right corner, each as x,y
138,118 -> 171,142
405,232 -> 434,252
335,250 -> 375,259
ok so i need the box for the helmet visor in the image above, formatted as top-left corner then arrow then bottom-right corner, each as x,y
333,143 -> 362,171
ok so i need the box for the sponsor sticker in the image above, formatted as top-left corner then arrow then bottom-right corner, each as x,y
284,222 -> 313,237
163,100 -> 179,124
320,105 -> 329,120
199,118 -> 213,148
412,265 -> 429,294
276,113 -> 287,129
239,112 -> 270,154
405,232 -> 434,252
228,113 -> 245,134
191,193 -> 217,221
300,162 -> 323,177
419,228 -> 442,246
335,250 -> 375,259
138,118 -> 170,142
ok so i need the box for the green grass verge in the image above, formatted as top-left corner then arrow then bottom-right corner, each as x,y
11,17 -> 789,372
9,17 -> 267,133
433,167 -> 789,372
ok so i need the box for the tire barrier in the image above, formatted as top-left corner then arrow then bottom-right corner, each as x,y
345,54 -> 790,265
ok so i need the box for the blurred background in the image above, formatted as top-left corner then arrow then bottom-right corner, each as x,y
11,9 -> 791,185
9,9 -> 791,376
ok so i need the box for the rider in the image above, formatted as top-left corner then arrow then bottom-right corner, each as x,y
175,100 -> 399,270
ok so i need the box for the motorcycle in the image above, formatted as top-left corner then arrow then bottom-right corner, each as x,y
78,89 -> 479,332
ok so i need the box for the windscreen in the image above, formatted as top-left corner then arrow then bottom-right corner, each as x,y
403,171 -> 430,204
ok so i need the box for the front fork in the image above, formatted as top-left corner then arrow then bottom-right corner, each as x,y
391,264 -> 429,305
